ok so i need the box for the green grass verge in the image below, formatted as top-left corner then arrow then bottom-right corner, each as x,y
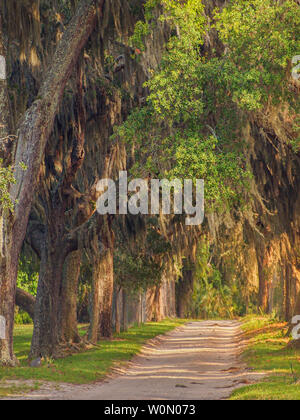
230,315 -> 300,400
0,319 -> 186,395
0,384 -> 39,398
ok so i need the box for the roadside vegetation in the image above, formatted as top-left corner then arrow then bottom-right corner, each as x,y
230,316 -> 300,400
0,319 -> 186,397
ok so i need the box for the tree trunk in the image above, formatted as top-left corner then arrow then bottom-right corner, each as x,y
0,217 -> 18,366
286,290 -> 300,338
0,0 -> 103,366
30,234 -> 67,359
138,293 -> 142,327
88,248 -> 103,343
284,264 -> 292,322
122,289 -> 128,332
29,195 -> 81,358
0,13 -> 10,151
293,292 -> 300,318
115,287 -> 121,334
176,268 -> 194,318
0,13 -> 17,366
88,244 -> 114,342
16,288 -> 35,321
99,247 -> 114,338
60,250 -> 82,344
293,292 -> 300,346
146,284 -> 164,322
257,248 -> 270,313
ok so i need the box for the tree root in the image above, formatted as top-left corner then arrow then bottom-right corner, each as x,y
50,337 -> 103,359
0,355 -> 20,367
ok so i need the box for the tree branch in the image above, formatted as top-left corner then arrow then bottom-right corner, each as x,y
9,0 -> 105,253
15,288 -> 35,320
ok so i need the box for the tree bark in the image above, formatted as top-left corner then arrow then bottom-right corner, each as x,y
15,288 -> 35,321
293,293 -> 300,345
293,292 -> 300,319
146,284 -> 163,322
88,241 -> 114,342
284,264 -> 293,322
30,221 -> 67,358
88,246 -> 104,343
137,293 -> 142,327
0,214 -> 17,365
122,289 -> 128,332
0,0 -> 103,366
99,246 -> 114,338
29,195 -> 83,358
0,12 -> 17,366
256,245 -> 271,313
60,251 -> 82,344
115,287 -> 121,334
176,268 -> 194,318
0,13 -> 10,154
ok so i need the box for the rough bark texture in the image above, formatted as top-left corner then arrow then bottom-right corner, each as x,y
122,289 -> 128,332
0,0 -> 103,365
15,288 -> 35,321
88,248 -> 103,343
0,216 -> 17,365
29,59 -> 89,357
176,268 -> 194,319
0,13 -> 17,366
0,13 -> 10,153
98,246 -> 114,338
115,288 -> 121,334
60,251 -> 82,344
30,232 -> 67,358
88,225 -> 114,342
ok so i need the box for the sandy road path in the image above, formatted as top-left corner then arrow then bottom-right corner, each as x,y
15,320 -> 263,400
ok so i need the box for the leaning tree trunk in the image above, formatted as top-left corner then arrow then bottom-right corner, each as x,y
0,218 -> 18,366
0,0 -> 103,366
0,13 -> 17,366
59,250 -> 82,344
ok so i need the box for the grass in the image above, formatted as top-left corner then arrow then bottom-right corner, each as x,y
230,315 -> 300,400
6,315 -> 300,400
0,319 -> 187,397
0,383 -> 39,398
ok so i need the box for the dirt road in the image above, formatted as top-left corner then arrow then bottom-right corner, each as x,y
14,320 -> 263,400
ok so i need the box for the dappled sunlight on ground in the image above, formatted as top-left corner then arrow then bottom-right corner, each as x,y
11,321 -> 265,400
